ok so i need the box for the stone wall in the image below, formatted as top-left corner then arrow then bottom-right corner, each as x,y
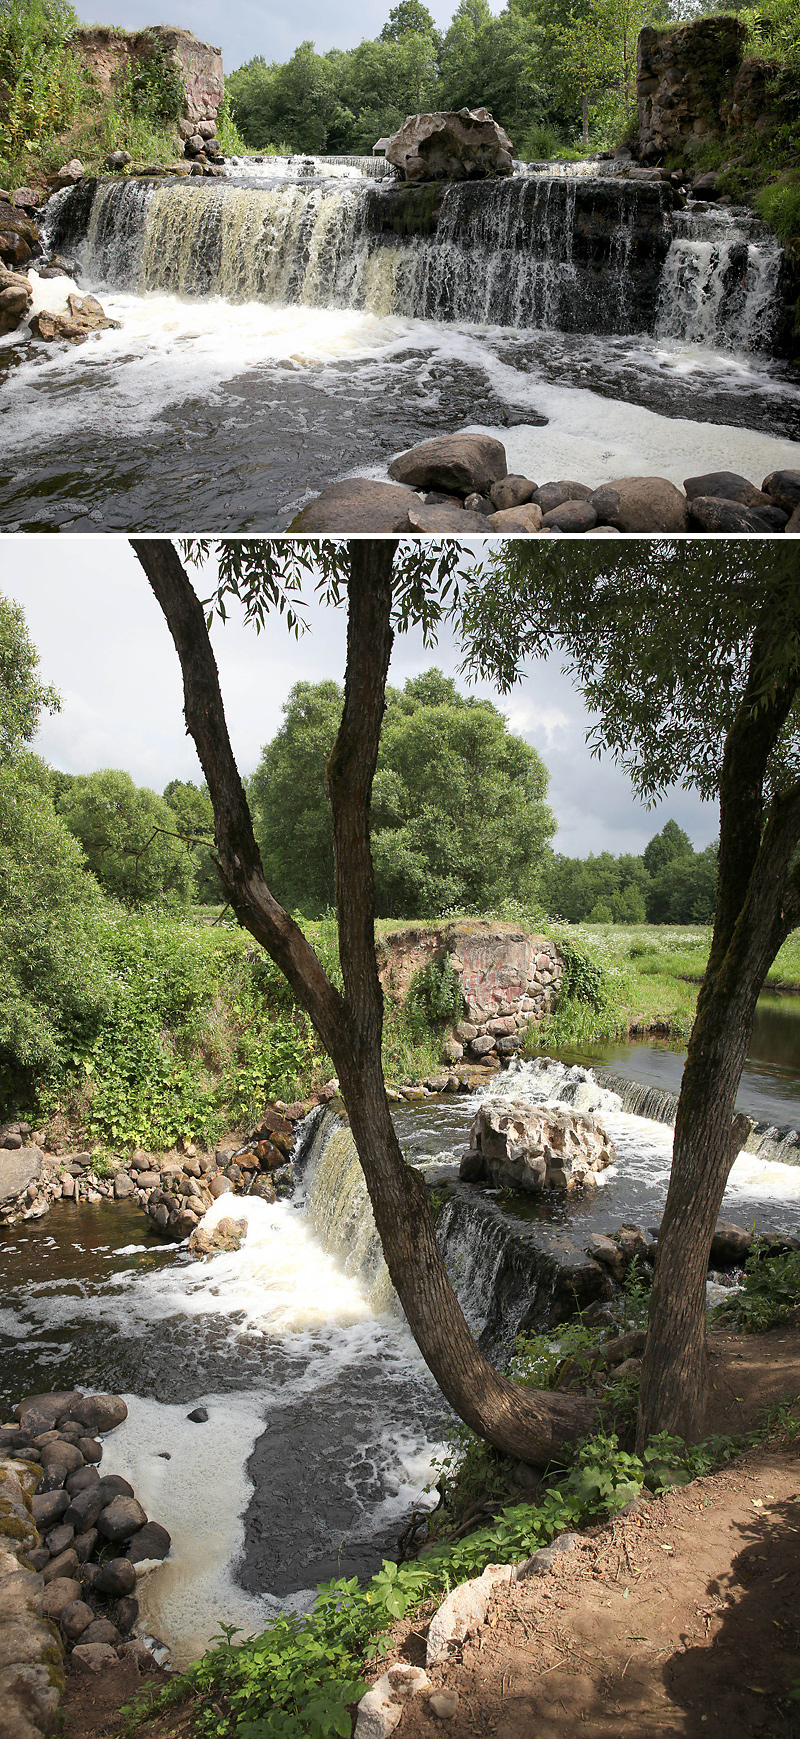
71,25 -> 224,124
378,921 -> 563,1066
636,17 -> 792,163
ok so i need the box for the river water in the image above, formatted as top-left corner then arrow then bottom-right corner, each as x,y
0,159 -> 797,530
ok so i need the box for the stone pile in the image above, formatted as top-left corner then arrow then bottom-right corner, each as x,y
177,117 -> 225,174
0,188 -> 41,272
464,1101 -> 616,1192
291,436 -> 800,535
0,1389 -> 170,1735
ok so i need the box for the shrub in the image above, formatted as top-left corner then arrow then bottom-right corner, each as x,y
715,1238 -> 800,1333
756,172 -> 800,248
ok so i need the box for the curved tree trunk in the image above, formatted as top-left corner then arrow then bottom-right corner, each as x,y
133,536 -> 601,1467
637,595 -> 800,1448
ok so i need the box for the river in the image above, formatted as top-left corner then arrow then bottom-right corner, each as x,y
0,157 -> 797,530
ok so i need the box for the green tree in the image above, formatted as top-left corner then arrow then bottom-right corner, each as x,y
55,769 -> 193,906
250,669 -> 555,917
380,0 -> 439,41
163,779 -> 221,904
459,539 -> 800,1446
134,536 -> 600,1469
0,592 -> 60,761
642,818 -> 693,878
647,840 -> 718,925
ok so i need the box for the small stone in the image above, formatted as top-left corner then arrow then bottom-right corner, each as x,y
45,1524 -> 74,1557
73,1528 -> 98,1563
187,1407 -> 208,1423
114,1595 -> 139,1634
77,1437 -> 102,1464
41,1577 -> 81,1619
42,1548 -> 79,1584
81,1618 -> 122,1647
126,1520 -> 171,1563
59,1598 -> 95,1640
429,1691 -> 459,1719
65,1465 -> 100,1495
71,1642 -> 120,1673
31,1490 -> 69,1529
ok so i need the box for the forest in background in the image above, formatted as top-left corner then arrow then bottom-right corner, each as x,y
225,0 -> 800,162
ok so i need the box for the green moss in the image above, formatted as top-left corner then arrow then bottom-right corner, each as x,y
0,1518 -> 34,1541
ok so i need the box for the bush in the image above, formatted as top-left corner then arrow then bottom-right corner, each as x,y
715,1239 -> 800,1333
0,757 -> 110,1110
756,172 -> 800,248
0,0 -> 89,164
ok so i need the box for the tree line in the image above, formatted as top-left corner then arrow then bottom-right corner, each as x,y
225,0 -> 790,163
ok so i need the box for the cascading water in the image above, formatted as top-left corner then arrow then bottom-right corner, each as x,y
45,170 -> 781,346
656,204 -> 783,353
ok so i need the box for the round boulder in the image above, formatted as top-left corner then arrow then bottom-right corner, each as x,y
96,1496 -> 148,1543
69,1394 -> 128,1435
590,476 -> 688,533
388,434 -> 507,497
126,1519 -> 171,1563
59,1599 -> 95,1641
81,1618 -> 122,1648
41,1577 -> 82,1620
94,1557 -> 137,1597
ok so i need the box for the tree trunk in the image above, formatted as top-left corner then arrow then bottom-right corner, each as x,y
133,536 -> 601,1467
582,92 -> 589,147
638,594 -> 800,1447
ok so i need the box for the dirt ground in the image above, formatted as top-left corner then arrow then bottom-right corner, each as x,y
59,1327 -> 800,1739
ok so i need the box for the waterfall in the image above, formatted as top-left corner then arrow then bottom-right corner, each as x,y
299,1108 -> 395,1313
589,1065 -> 800,1166
44,169 -> 783,351
655,204 -> 783,352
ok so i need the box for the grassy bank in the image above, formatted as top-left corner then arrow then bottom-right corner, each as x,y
17,906 -> 800,1157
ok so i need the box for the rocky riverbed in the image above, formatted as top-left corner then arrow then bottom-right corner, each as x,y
0,1387 -> 171,1739
292,433 -> 800,534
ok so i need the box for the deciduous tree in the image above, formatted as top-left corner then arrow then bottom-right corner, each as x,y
459,539 -> 800,1444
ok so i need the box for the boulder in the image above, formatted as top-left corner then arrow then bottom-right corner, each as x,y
126,1519 -> 171,1563
471,1100 -> 615,1192
406,502 -> 491,532
0,1148 -> 43,1211
691,171 -> 721,199
69,1394 -> 127,1435
53,159 -> 84,187
683,469 -> 770,508
487,504 -> 543,532
542,499 -> 598,532
489,475 -> 536,510
93,1557 -> 137,1598
113,1172 -> 136,1199
426,1563 -> 513,1663
762,470 -> 800,514
114,1595 -> 139,1634
41,1578 -> 81,1620
31,293 -> 119,346
96,1496 -> 147,1543
531,481 -> 593,514
386,108 -> 514,182
710,1219 -> 751,1265
70,1642 -> 119,1673
590,476 -> 688,532
290,478 -> 420,532
59,1599 -> 95,1641
40,1442 -> 83,1475
42,1549 -> 79,1584
81,1618 -> 122,1648
687,496 -> 788,532
389,434 -> 507,496
103,150 -> 132,170
11,188 -> 40,209
0,269 -> 33,336
31,1491 -> 69,1530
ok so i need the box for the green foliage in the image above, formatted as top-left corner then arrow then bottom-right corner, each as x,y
0,0 -> 89,163
163,779 -> 221,905
715,1238 -> 800,1333
120,36 -> 184,124
0,756 -> 110,1106
405,956 -> 464,1031
54,769 -> 194,907
251,669 -> 556,920
0,594 -> 61,762
756,171 -> 800,247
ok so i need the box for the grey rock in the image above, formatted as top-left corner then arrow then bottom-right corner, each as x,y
64,1486 -> 106,1533
386,107 -> 513,183
41,1577 -> 82,1620
42,1548 -> 79,1584
65,1465 -> 99,1495
762,469 -> 800,513
59,1598 -> 95,1641
389,433 -> 507,497
531,480 -> 593,514
426,1563 -> 513,1663
687,495 -> 788,532
187,1407 -> 208,1423
590,475 -> 688,532
290,478 -> 420,533
683,469 -> 770,508
542,499 -> 598,532
710,1219 -> 751,1265
69,1393 -> 128,1435
97,1476 -> 134,1499
126,1519 -> 171,1563
45,1524 -> 74,1558
41,1441 -> 83,1474
407,502 -> 491,532
80,1618 -> 122,1647
77,1436 -> 102,1464
73,1528 -> 98,1563
113,1172 -> 136,1199
0,1147 -> 43,1208
31,1490 -> 69,1529
113,1595 -> 139,1634
94,1557 -> 136,1597
96,1495 -> 148,1543
71,1642 -> 119,1673
489,474 -> 536,510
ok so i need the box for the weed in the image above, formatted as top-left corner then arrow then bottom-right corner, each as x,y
714,1239 -> 800,1333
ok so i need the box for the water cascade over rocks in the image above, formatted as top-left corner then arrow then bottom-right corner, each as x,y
45,168 -> 784,351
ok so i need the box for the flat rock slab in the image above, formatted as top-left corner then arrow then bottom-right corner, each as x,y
0,1148 -> 42,1209
289,479 -> 420,531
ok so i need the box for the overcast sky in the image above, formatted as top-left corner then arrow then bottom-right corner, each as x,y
76,0 -> 480,77
4,539 -> 716,860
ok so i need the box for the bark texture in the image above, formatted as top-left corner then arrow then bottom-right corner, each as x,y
637,580 -> 800,1446
132,537 -> 600,1466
